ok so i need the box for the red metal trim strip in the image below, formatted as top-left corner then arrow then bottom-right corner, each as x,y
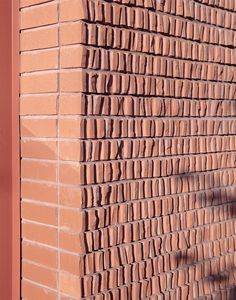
0,1 -> 20,299
12,0 -> 20,298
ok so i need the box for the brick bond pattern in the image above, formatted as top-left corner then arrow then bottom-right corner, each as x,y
20,0 -> 236,299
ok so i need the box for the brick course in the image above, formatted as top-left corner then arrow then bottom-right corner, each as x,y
20,0 -> 236,299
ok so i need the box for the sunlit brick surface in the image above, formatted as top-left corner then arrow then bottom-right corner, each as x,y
20,0 -> 236,299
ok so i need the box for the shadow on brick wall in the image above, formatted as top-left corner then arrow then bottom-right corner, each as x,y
21,120 -> 236,298
174,171 -> 236,299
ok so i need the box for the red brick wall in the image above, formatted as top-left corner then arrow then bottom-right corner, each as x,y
20,0 -> 236,299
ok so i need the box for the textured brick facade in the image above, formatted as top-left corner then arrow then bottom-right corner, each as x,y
20,0 -> 236,299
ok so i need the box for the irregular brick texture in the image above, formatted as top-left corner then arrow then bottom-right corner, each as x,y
20,0 -> 236,299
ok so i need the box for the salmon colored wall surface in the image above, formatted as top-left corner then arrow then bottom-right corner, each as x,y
0,1 -> 19,299
20,0 -> 236,299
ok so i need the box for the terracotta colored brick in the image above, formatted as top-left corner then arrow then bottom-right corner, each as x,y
59,94 -> 84,115
59,272 -> 82,298
20,0 -> 53,8
21,181 -> 57,203
21,26 -> 58,51
60,70 -> 84,92
21,118 -> 57,137
60,208 -> 85,232
22,261 -> 57,289
21,140 -> 57,159
21,3 -> 58,29
22,222 -> 57,246
21,72 -> 58,93
59,163 -> 82,185
59,118 -> 83,138
59,230 -> 85,254
60,252 -> 84,276
59,186 -> 82,208
60,46 -> 85,68
59,141 -> 82,161
60,22 -> 83,45
22,241 -> 57,268
22,280 -> 57,300
21,160 -> 57,181
20,95 -> 57,115
60,0 -> 87,21
21,201 -> 57,225
21,49 -> 58,72
60,296 -> 78,300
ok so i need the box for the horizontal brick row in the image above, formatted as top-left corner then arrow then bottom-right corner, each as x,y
21,21 -> 236,65
58,117 -> 236,139
21,69 -> 236,99
61,214 -> 236,253
101,0 -> 236,14
65,196 -> 236,234
78,136 -> 236,161
76,47 -> 236,83
20,135 -> 236,157
59,249 -> 236,299
194,0 -> 236,12
83,0 -> 236,35
79,183 -> 236,210
78,169 -> 236,207
81,72 -> 236,99
59,95 -> 236,117
74,153 -> 236,185
63,235 -> 236,278
77,22 -> 236,63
